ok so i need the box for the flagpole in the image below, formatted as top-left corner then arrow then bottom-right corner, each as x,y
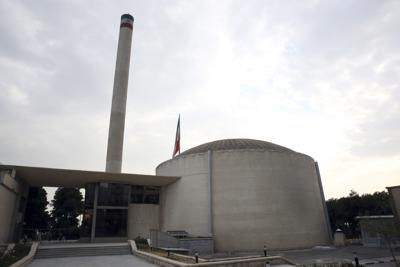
178,113 -> 181,155
172,114 -> 181,158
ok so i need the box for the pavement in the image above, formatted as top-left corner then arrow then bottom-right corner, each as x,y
365,263 -> 397,267
207,245 -> 400,266
28,254 -> 159,267
276,245 -> 400,265
28,245 -> 400,267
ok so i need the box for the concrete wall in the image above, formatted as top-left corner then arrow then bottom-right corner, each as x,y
178,237 -> 214,255
211,150 -> 330,251
127,204 -> 159,239
388,186 -> 400,224
157,149 -> 331,252
0,170 -> 19,244
157,153 -> 210,237
150,229 -> 180,248
0,185 -> 17,244
150,230 -> 214,255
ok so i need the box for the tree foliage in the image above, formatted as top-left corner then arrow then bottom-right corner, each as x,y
24,187 -> 50,230
326,190 -> 392,238
51,187 -> 83,238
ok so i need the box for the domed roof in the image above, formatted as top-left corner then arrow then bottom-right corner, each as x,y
180,138 -> 294,156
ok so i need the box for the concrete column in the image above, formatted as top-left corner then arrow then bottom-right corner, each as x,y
208,150 -> 214,236
90,183 -> 99,242
106,14 -> 134,173
8,190 -> 21,242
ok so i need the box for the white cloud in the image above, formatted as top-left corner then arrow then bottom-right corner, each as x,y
0,0 -> 399,199
7,85 -> 29,106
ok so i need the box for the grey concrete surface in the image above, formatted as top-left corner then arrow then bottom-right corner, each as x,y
360,255 -> 400,267
0,169 -> 28,244
128,203 -> 159,239
211,150 -> 330,251
29,254 -> 159,267
207,246 -> 399,266
365,262 -> 397,267
275,245 -> 400,265
0,184 -> 17,243
388,186 -> 400,223
157,142 -> 331,251
158,152 -> 211,237
105,14 -> 133,173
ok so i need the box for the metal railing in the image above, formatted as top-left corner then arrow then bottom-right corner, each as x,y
21,227 -> 82,242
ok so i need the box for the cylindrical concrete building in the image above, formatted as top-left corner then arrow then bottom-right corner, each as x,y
106,14 -> 134,173
156,138 -> 331,251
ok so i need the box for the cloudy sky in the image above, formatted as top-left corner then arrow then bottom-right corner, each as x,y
0,0 -> 399,199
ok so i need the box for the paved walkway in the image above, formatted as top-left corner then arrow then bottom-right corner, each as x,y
208,245 -> 399,266
29,255 -> 159,267
277,245 -> 399,265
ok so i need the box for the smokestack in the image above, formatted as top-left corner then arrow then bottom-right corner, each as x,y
105,14 -> 134,173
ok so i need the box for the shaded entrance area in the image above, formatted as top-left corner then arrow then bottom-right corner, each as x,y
82,183 -> 164,242
0,164 -> 179,244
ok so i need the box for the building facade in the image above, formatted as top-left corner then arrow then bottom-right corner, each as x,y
1,138 -> 334,252
157,138 -> 332,251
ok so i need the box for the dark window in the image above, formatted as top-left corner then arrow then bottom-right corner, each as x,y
144,187 -> 159,204
98,183 -> 130,207
84,183 -> 96,208
131,186 -> 144,203
18,196 -> 26,212
95,209 -> 127,237
131,186 -> 160,204
81,209 -> 93,237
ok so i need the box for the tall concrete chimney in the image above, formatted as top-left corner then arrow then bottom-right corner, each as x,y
105,14 -> 134,173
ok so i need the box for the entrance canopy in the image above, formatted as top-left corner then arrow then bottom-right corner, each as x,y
0,165 -> 180,187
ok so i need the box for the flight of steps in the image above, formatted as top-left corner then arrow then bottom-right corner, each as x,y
35,243 -> 131,259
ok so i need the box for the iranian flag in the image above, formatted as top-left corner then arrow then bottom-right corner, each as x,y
172,115 -> 180,157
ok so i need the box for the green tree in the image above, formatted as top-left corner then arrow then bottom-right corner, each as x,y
24,187 -> 50,236
51,188 -> 83,239
326,190 -> 392,238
